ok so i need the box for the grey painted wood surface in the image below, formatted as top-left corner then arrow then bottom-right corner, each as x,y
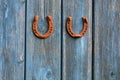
94,0 -> 120,80
62,0 -> 92,80
0,0 -> 25,80
26,0 -> 61,80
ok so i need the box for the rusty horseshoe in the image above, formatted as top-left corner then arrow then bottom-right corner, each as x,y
66,16 -> 89,38
32,15 -> 54,39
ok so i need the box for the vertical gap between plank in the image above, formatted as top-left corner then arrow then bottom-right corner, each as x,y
24,0 -> 27,80
61,0 -> 63,80
92,0 -> 95,80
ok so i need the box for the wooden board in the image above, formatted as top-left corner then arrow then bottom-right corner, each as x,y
0,0 -> 25,80
94,0 -> 120,80
62,0 -> 92,80
26,0 -> 61,79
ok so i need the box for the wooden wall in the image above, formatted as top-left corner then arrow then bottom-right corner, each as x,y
62,0 -> 92,80
0,0 -> 25,80
0,0 -> 120,80
26,0 -> 61,79
94,0 -> 120,80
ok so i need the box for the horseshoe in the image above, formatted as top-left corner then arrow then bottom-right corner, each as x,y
66,16 -> 89,38
32,15 -> 54,39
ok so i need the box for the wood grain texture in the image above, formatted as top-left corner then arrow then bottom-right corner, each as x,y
62,0 -> 92,80
94,0 -> 120,80
0,0 -> 25,80
26,0 -> 61,80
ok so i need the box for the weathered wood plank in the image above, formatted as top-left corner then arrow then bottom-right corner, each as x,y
62,0 -> 92,80
26,0 -> 61,80
94,0 -> 120,80
0,0 -> 25,80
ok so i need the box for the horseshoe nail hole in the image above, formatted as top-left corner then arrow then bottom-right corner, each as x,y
33,24 -> 36,27
70,31 -> 72,34
71,33 -> 73,35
